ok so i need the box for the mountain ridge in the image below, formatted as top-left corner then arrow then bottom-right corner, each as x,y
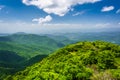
5,41 -> 120,80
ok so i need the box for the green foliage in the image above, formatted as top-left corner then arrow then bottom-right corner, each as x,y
0,34 -> 64,79
110,69 -> 120,79
5,41 -> 120,80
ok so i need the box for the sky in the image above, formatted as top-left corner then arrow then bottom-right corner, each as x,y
0,0 -> 120,33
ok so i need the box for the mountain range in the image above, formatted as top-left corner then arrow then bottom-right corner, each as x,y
0,32 -> 120,80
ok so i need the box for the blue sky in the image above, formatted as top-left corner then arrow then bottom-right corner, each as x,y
0,0 -> 120,33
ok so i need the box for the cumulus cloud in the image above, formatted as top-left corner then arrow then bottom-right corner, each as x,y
0,5 -> 5,10
72,10 -> 86,16
116,9 -> 120,14
22,0 -> 101,16
101,6 -> 114,12
32,15 -> 52,24
95,23 -> 110,28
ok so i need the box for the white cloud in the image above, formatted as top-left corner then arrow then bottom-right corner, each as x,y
22,0 -> 101,16
95,23 -> 110,28
73,10 -> 86,16
32,15 -> 52,24
118,22 -> 120,25
0,5 -> 5,10
101,6 -> 114,12
116,9 -> 120,14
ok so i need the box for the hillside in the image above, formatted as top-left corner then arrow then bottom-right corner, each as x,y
0,34 -> 64,58
5,41 -> 120,80
0,34 -> 64,79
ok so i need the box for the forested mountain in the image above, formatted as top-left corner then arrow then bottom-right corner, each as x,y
0,34 -> 64,58
0,34 -> 64,79
0,32 -> 120,80
5,41 -> 120,80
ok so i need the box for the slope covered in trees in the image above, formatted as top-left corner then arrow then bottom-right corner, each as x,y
6,41 -> 120,80
0,34 -> 64,59
0,34 -> 64,79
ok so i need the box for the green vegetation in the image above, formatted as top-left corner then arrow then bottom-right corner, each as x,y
5,41 -> 120,80
0,34 -> 64,59
0,34 -> 64,79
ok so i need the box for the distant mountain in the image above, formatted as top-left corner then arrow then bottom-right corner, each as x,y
13,32 -> 27,35
6,41 -> 120,80
46,32 -> 120,45
0,34 -> 64,58
0,33 -> 10,36
46,34 -> 75,45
